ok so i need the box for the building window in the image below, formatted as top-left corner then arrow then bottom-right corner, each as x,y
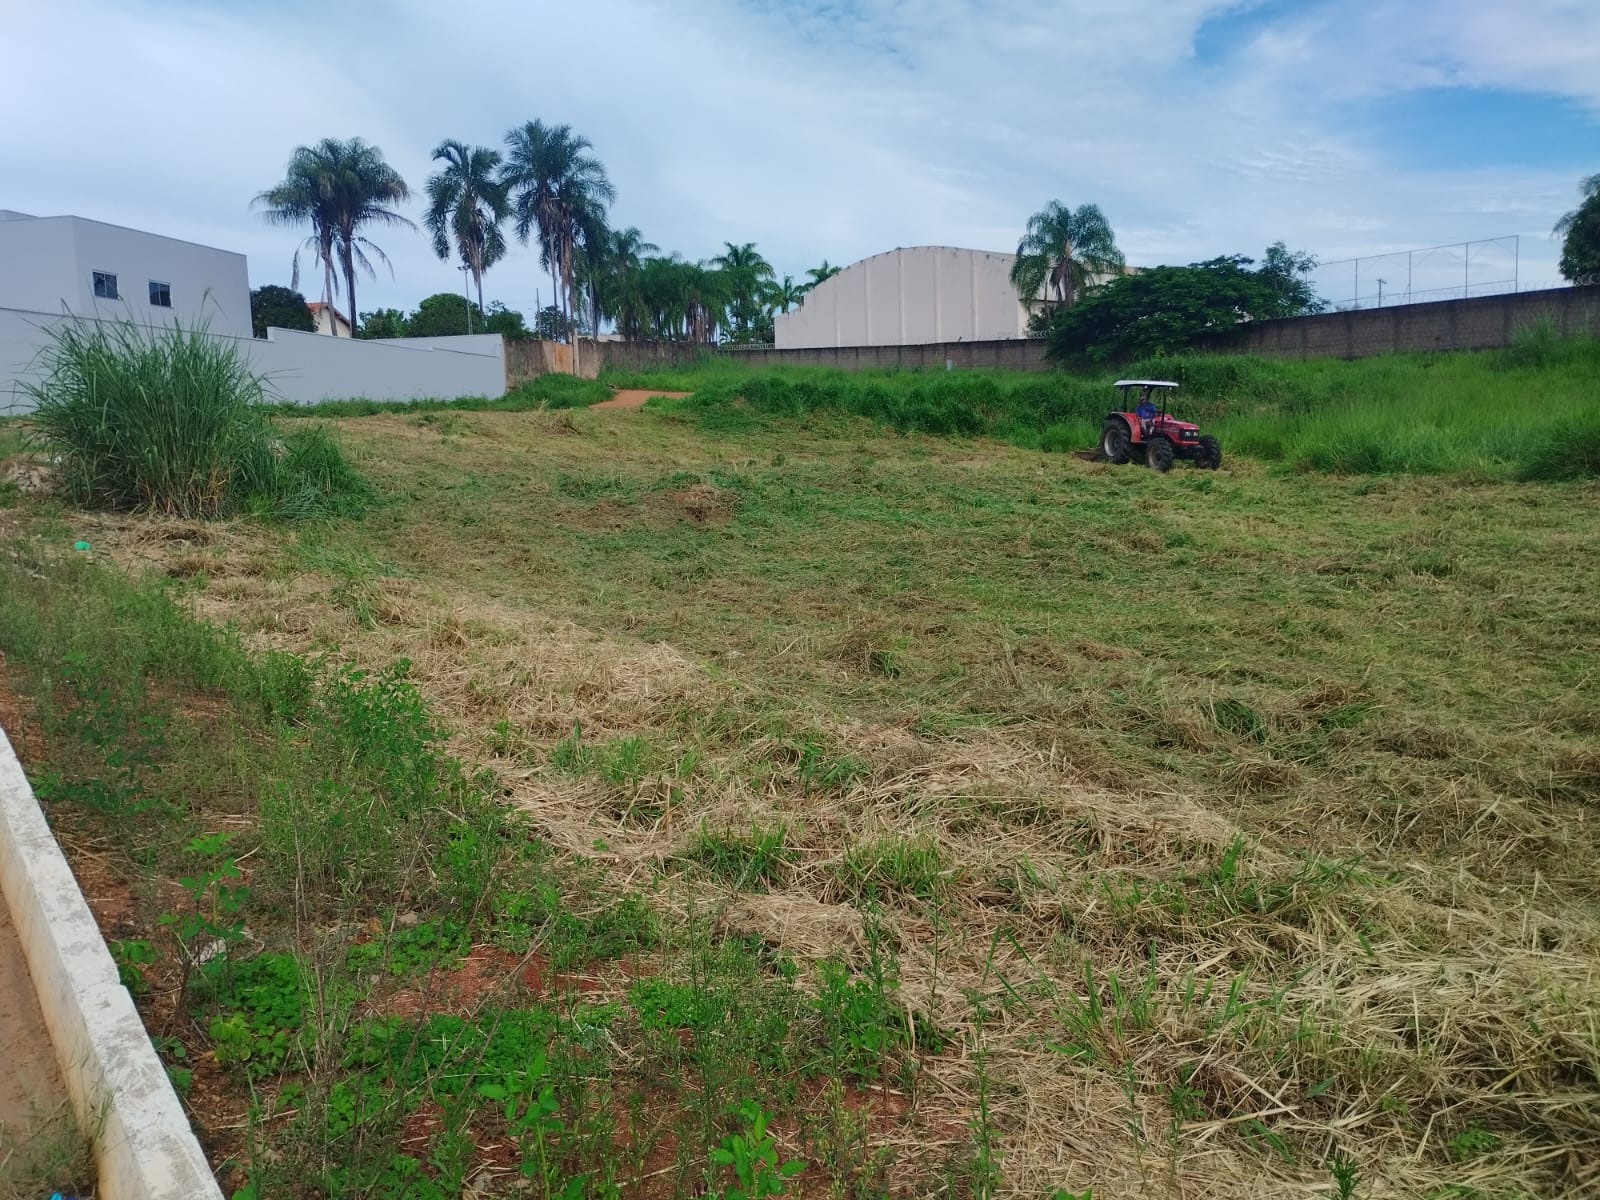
149,280 -> 172,308
92,271 -> 118,300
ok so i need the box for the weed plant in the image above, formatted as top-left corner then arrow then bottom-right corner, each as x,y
24,318 -> 369,517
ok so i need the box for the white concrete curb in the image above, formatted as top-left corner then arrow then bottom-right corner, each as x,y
0,722 -> 222,1200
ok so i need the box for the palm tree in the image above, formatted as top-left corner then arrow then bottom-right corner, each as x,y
501,120 -> 615,336
257,139 -> 413,337
804,260 -> 842,290
424,140 -> 510,317
711,242 -> 775,336
329,142 -> 412,338
1010,201 -> 1123,311
594,227 -> 659,339
767,275 -> 807,314
254,149 -> 340,324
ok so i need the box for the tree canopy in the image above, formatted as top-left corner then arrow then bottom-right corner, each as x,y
249,285 -> 316,338
1555,172 -> 1600,285
356,308 -> 409,339
1043,244 -> 1324,363
406,293 -> 486,338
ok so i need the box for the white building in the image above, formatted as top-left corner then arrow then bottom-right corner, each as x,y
0,210 -> 252,338
0,207 -> 507,412
774,246 -> 1035,350
307,301 -> 352,337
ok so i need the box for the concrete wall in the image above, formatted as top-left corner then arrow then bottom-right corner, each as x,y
488,286 -> 1600,392
723,338 -> 1051,371
774,247 -> 1031,349
2,723 -> 223,1199
1229,284 -> 1600,358
0,307 -> 505,414
0,215 -> 252,338
252,328 -> 505,404
504,337 -> 610,383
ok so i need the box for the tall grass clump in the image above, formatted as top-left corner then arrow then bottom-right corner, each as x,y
26,318 -> 368,518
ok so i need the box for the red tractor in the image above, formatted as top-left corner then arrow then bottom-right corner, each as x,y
1099,380 -> 1221,472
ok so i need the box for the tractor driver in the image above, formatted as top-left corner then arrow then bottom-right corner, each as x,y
1136,387 -> 1157,436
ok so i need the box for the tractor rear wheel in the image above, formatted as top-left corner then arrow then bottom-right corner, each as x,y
1196,436 -> 1222,470
1146,437 -> 1174,473
1100,419 -> 1131,464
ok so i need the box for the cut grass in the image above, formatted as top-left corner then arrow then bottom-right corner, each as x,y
1,394 -> 1597,1198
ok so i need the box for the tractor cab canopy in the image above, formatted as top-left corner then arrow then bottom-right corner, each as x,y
1114,379 -> 1180,414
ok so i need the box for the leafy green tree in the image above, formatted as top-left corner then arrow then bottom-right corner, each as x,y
249,285 -> 316,338
255,138 -> 413,336
1258,242 -> 1327,316
1010,200 -> 1124,311
1043,249 -> 1321,362
424,140 -> 510,315
483,302 -> 528,339
407,292 -> 485,337
1554,172 -> 1600,285
502,120 -> 615,335
534,305 -> 571,340
356,307 -> 409,338
711,242 -> 775,336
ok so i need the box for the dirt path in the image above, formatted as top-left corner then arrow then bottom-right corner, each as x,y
590,389 -> 690,410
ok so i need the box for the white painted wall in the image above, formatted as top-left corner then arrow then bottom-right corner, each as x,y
0,215 -> 251,338
248,328 -> 505,404
775,246 -> 1033,349
0,307 -> 505,415
0,217 -> 77,314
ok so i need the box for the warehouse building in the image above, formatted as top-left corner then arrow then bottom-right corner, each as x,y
774,245 -> 1034,350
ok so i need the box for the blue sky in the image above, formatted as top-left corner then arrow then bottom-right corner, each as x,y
1,0 -> 1596,317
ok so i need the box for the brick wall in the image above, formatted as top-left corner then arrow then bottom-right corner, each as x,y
1228,285 -> 1600,359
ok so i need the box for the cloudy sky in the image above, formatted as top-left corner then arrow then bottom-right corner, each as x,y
4,0 -> 1597,317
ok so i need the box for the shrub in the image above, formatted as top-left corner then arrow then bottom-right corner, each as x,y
250,285 -> 316,338
25,318 -> 367,519
1518,412 -> 1600,481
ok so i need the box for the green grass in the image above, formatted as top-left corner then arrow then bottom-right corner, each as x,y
272,371 -> 610,419
600,330 -> 1600,479
23,317 -> 368,518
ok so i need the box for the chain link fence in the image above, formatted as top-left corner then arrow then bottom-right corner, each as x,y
1311,235 -> 1522,311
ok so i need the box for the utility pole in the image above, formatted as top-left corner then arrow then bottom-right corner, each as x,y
460,265 -> 472,334
1377,278 -> 1387,307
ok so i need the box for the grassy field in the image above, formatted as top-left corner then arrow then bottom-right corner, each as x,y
1,374 -> 1598,1198
598,333 -> 1600,480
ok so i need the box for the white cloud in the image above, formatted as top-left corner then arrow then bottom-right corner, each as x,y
0,0 -> 1592,315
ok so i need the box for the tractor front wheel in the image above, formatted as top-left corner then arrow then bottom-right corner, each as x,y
1196,436 -> 1222,470
1100,419 -> 1131,464
1146,437 -> 1175,473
